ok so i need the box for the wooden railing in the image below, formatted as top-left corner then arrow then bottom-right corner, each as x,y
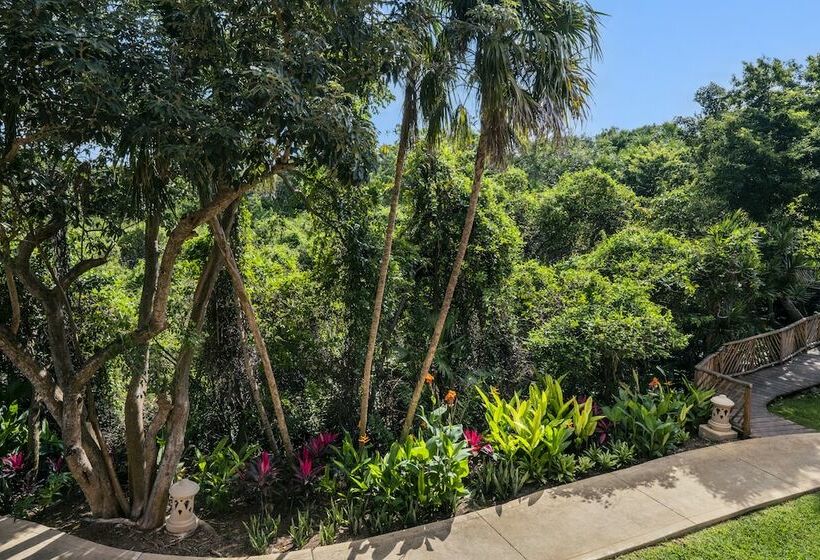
694,314 -> 820,435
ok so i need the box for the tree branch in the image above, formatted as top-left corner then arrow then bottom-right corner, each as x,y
71,164 -> 290,394
12,219 -> 64,301
0,325 -> 61,419
72,328 -> 154,392
60,256 -> 109,291
1,132 -> 47,167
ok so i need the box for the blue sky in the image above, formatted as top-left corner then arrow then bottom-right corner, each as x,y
373,0 -> 820,144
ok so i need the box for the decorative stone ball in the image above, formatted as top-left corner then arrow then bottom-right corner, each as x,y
707,394 -> 735,432
166,478 -> 200,534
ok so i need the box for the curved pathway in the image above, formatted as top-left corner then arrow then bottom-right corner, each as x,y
744,349 -> 820,437
2,434 -> 820,560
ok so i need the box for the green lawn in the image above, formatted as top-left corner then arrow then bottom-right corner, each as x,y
769,389 -> 820,431
618,493 -> 820,559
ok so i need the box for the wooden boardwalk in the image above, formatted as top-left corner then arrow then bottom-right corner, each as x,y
742,349 -> 820,437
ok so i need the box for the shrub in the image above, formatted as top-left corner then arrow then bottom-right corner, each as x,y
190,438 -> 259,511
477,376 -> 603,483
0,403 -> 27,456
288,509 -> 313,549
602,377 -> 708,458
471,457 -> 529,504
324,407 -> 470,534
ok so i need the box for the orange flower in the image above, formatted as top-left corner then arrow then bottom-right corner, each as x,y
358,433 -> 370,444
424,373 -> 434,385
444,390 -> 457,405
648,377 -> 661,390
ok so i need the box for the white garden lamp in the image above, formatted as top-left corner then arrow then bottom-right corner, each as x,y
165,478 -> 200,534
698,394 -> 738,442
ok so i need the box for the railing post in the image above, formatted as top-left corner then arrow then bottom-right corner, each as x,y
743,385 -> 752,436
780,330 -> 790,362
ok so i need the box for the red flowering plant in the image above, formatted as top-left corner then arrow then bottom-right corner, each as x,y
1,452 -> 24,476
292,432 -> 339,489
241,450 -> 280,505
462,429 -> 493,457
305,432 -> 339,459
294,447 -> 322,485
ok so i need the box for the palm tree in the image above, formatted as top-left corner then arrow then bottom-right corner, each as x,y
357,0 -> 454,446
400,0 -> 601,439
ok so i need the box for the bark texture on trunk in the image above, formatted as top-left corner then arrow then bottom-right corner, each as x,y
209,217 -> 294,457
237,298 -> 278,453
26,397 -> 41,477
139,203 -> 239,529
357,77 -> 416,446
400,132 -> 488,440
125,213 -> 160,518
780,296 -> 804,323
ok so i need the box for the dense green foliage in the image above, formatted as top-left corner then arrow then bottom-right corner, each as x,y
1,0 -> 820,548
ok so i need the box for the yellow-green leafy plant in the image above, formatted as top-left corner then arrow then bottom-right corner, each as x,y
476,375 -> 600,483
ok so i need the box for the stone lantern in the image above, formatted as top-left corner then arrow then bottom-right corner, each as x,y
698,394 -> 738,442
166,478 -> 200,534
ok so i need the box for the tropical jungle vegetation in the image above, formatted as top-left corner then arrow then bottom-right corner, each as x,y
1,0 -> 820,554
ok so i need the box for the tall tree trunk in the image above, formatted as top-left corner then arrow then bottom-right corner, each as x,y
5,268 -> 20,334
125,213 -> 160,518
400,131 -> 487,440
357,77 -> 416,446
139,205 -> 238,529
208,217 -> 294,456
236,298 -> 279,453
779,296 -> 804,323
26,396 -> 41,477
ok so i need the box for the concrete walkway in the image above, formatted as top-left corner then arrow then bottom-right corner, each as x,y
2,434 -> 819,560
743,349 -> 820,437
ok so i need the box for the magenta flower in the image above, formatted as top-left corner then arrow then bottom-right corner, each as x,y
2,452 -> 24,474
463,428 -> 483,454
258,451 -> 272,478
305,432 -> 339,458
294,447 -> 321,484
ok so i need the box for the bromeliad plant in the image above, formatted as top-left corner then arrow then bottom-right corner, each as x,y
477,376 -> 603,483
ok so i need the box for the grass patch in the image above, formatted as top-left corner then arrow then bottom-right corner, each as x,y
769,388 -> 820,431
619,493 -> 820,559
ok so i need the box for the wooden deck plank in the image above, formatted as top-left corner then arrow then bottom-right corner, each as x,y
737,349 -> 820,437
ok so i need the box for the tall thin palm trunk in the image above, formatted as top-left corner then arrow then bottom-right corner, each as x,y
236,296 -> 279,453
357,76 -> 416,446
400,131 -> 487,440
209,217 -> 294,457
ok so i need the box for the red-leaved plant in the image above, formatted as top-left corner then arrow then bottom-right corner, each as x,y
1,452 -> 24,475
305,432 -> 338,458
294,447 -> 322,485
463,428 -> 483,454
